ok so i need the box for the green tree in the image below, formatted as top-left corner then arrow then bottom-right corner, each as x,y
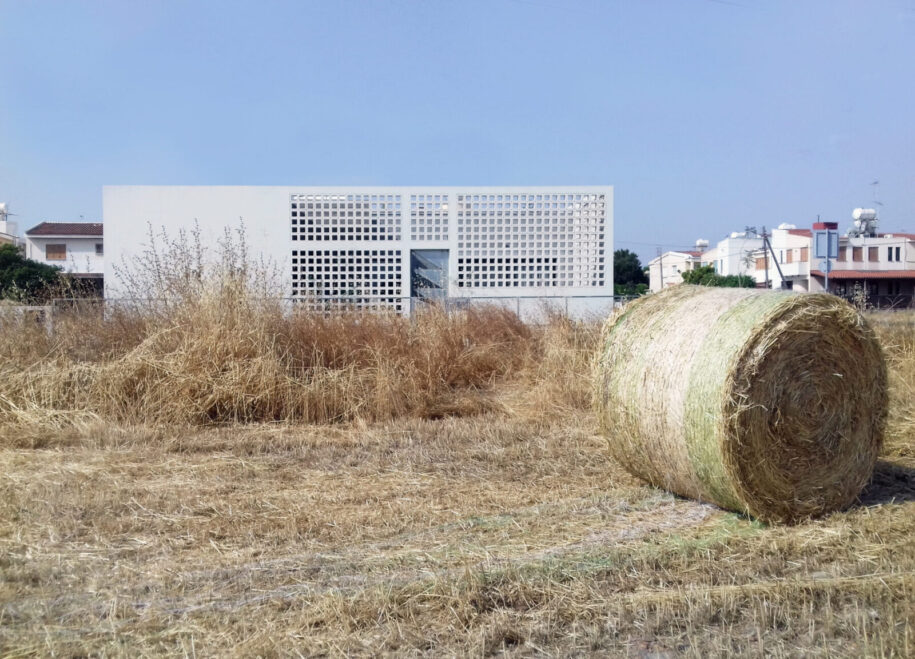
614,249 -> 648,287
681,264 -> 754,288
0,243 -> 62,302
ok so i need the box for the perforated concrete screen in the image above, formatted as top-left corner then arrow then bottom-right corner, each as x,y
286,187 -> 611,311
455,192 -> 606,289
291,193 -> 402,242
292,248 -> 403,312
410,194 -> 448,241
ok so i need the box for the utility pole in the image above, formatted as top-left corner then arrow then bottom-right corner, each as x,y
763,227 -> 787,288
657,247 -> 664,290
762,226 -> 769,289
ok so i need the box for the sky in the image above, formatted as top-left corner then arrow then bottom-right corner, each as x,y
1,0 -> 914,265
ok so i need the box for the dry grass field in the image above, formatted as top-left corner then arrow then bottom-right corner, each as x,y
1,268 -> 913,656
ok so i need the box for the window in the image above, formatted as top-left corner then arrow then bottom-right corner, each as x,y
46,243 -> 66,260
838,246 -> 846,262
95,243 -> 104,256
888,246 -> 894,261
868,246 -> 878,262
800,247 -> 809,261
852,247 -> 863,262
896,246 -> 901,262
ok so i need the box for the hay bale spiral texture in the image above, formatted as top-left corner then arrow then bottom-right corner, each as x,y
594,285 -> 887,523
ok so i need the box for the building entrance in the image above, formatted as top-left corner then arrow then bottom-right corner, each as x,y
410,250 -> 449,300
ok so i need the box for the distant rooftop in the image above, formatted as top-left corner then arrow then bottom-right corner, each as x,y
25,222 -> 103,237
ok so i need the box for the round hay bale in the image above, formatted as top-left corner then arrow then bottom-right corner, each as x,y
594,285 -> 887,523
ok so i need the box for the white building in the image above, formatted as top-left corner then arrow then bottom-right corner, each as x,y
711,231 -> 763,277
102,186 -> 613,317
0,203 -> 19,247
751,224 -> 811,290
749,215 -> 915,307
647,245 -> 707,292
24,222 -> 104,279
0,222 -> 17,247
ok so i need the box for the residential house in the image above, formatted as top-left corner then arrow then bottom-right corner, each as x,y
712,231 -> 764,277
647,240 -> 709,292
751,216 -> 915,308
24,222 -> 104,295
752,224 -> 811,290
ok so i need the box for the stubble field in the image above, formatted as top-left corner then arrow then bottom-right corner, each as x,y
1,289 -> 913,657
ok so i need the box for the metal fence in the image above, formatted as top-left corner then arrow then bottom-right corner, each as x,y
2,295 -> 635,323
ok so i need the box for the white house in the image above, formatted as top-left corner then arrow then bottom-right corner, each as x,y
751,224 -> 811,290
102,185 -> 614,318
647,248 -> 705,292
24,222 -> 104,293
712,231 -> 764,277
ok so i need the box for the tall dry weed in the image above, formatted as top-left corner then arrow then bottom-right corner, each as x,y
0,227 -> 556,433
870,311 -> 915,455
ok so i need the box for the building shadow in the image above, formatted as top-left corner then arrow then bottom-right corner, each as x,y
856,459 -> 915,507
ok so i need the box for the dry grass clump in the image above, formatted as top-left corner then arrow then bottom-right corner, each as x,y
868,310 -> 915,456
0,227 -> 601,435
0,290 -> 534,433
595,285 -> 888,523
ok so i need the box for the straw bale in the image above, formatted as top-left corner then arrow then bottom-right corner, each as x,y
594,285 -> 887,523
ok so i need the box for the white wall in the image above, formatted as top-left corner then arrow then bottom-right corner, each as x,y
647,252 -> 696,292
714,235 -> 763,277
25,236 -> 104,273
103,186 -> 291,297
103,186 -> 614,310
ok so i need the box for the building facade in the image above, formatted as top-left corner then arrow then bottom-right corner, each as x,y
647,249 -> 704,292
0,221 -> 17,247
0,203 -> 19,247
750,218 -> 915,308
710,231 -> 764,277
752,226 -> 811,290
103,186 -> 613,316
24,222 -> 104,293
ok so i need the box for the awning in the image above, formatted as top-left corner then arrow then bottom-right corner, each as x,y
810,269 -> 915,280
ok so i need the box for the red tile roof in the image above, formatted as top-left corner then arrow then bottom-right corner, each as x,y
26,222 -> 103,237
810,269 -> 915,280
788,229 -> 812,237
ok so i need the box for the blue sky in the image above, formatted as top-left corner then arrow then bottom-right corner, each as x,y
1,0 -> 913,265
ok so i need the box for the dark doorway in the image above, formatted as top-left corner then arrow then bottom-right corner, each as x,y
410,250 -> 449,300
